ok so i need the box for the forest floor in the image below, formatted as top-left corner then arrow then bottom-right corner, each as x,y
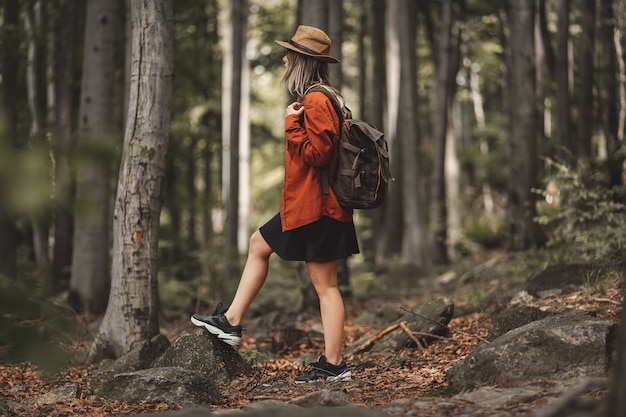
1,263 -> 623,417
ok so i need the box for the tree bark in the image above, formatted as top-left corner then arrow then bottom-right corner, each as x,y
555,0 -> 571,163
390,0 -> 430,266
430,0 -> 454,264
577,0 -> 595,167
222,0 -> 248,259
51,0 -> 78,294
90,0 -> 174,359
598,1 -> 622,186
0,0 -> 20,280
24,1 -> 50,268
70,0 -> 120,314
504,0 -> 542,250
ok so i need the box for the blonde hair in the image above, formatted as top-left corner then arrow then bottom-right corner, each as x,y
281,51 -> 333,98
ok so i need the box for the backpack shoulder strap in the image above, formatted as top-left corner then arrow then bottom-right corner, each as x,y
304,85 -> 347,197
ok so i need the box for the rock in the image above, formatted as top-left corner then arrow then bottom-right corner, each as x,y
288,389 -> 349,407
525,263 -> 610,297
346,298 -> 454,354
488,305 -> 557,340
152,332 -> 245,384
447,310 -> 617,387
30,383 -> 81,405
98,333 -> 171,374
92,366 -> 220,406
127,405 -> 391,417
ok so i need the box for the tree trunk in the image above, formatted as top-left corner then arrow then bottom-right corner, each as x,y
430,0 -> 453,264
392,0 -> 430,266
24,1 -> 50,268
298,0 -> 328,29
0,0 -> 20,280
51,0 -> 77,295
555,0 -> 571,163
90,0 -> 174,359
222,0 -> 248,260
378,0 -> 405,261
598,1 -> 622,186
504,0 -> 542,250
70,0 -> 120,314
577,0 -> 595,167
367,0 -> 387,265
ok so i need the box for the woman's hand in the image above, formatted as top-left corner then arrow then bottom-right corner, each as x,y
286,101 -> 304,117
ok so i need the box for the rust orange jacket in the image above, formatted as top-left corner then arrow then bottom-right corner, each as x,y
280,90 -> 353,231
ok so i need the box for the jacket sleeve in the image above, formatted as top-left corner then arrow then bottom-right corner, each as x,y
284,92 -> 338,167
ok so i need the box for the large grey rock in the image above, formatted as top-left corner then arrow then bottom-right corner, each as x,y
92,366 -> 220,406
152,332 -> 245,384
447,310 -> 617,387
98,334 -> 171,374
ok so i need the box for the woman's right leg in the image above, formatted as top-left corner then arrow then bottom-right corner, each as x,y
224,229 -> 273,326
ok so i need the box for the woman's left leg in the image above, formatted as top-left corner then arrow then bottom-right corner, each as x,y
306,260 -> 345,365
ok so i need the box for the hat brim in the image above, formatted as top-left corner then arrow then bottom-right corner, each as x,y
275,40 -> 340,64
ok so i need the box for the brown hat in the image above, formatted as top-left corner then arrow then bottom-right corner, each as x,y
275,25 -> 340,64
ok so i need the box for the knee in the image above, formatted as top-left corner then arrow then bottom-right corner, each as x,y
248,230 -> 272,258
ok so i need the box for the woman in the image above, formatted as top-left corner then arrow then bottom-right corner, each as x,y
191,25 -> 358,384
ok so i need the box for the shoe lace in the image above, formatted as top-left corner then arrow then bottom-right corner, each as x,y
213,303 -> 228,315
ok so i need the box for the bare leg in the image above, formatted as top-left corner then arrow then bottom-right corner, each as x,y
306,260 -> 345,365
224,230 -> 273,326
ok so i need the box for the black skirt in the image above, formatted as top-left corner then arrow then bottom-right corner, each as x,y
259,213 -> 360,262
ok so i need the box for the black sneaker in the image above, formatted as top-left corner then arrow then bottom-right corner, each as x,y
190,303 -> 243,347
294,355 -> 352,384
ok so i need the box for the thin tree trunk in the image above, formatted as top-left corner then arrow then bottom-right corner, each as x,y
556,0 -> 571,163
431,0 -> 453,264
577,0 -> 595,167
24,1 -> 50,268
51,0 -> 77,294
91,0 -> 174,359
598,1 -> 621,186
222,0 -> 248,259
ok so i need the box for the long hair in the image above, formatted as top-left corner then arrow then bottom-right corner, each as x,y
281,50 -> 333,98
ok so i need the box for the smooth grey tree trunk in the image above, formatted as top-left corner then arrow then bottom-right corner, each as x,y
90,0 -> 174,359
389,0 -> 430,267
70,0 -> 120,314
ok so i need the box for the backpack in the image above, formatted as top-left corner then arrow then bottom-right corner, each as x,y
306,85 -> 392,210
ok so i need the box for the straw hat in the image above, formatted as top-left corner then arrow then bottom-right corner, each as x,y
275,25 -> 340,63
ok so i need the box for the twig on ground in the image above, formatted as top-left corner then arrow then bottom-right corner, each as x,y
592,297 -> 622,306
399,306 -> 490,344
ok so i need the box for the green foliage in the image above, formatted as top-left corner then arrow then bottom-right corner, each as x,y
0,275 -> 75,375
534,159 -> 626,263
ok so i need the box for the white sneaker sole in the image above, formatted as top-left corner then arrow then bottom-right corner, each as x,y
327,370 -> 352,382
190,316 -> 241,346
294,370 -> 353,384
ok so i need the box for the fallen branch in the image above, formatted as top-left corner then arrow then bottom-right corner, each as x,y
399,306 -> 490,344
353,321 -> 423,354
592,297 -> 622,306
